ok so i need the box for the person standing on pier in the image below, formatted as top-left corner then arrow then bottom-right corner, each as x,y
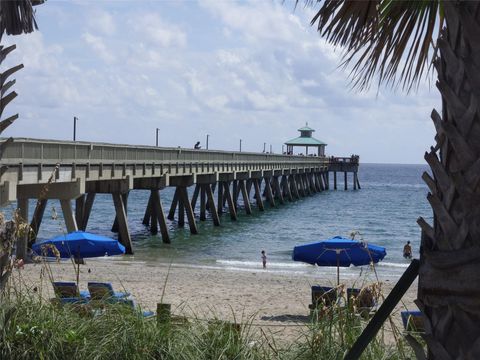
261,250 -> 267,269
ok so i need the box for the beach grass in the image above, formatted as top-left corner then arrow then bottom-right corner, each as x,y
0,286 -> 417,360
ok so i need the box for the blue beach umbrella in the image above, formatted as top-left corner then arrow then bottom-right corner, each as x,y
32,231 -> 125,259
32,231 -> 125,286
292,236 -> 386,285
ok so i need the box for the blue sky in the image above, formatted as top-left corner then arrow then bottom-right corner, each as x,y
2,0 -> 439,164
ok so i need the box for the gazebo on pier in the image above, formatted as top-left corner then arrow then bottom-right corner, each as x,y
285,124 -> 327,156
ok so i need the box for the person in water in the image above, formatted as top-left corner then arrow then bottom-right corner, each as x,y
261,250 -> 267,269
403,241 -> 412,259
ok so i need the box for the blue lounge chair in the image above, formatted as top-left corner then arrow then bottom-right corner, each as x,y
87,282 -> 130,300
52,281 -> 90,299
309,286 -> 337,309
117,298 -> 155,318
401,311 -> 424,332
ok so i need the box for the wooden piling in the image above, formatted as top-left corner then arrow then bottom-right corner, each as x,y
344,172 -> 348,190
29,199 -> 47,245
217,182 -> 224,216
200,185 -> 206,221
150,190 -> 170,242
178,197 -> 185,227
112,193 -> 133,254
167,189 -> 179,221
142,193 -> 153,226
111,193 -> 127,233
356,174 -> 361,189
290,175 -> 300,199
149,191 -> 159,235
273,177 -> 284,204
75,195 -> 85,228
239,180 -> 252,215
334,171 -> 337,190
253,179 -> 265,211
206,184 -> 220,226
353,172 -> 357,190
282,176 -> 293,201
264,178 -> 276,207
178,187 -> 198,234
190,184 -> 200,212
223,182 -> 237,221
60,200 -> 78,233
81,193 -> 95,230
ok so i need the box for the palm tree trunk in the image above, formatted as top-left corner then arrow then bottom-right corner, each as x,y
417,1 -> 480,358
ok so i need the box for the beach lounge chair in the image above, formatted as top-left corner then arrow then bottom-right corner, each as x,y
346,287 -> 377,317
401,311 -> 424,332
309,286 -> 337,310
52,281 -> 90,299
118,298 -> 155,318
87,282 -> 130,301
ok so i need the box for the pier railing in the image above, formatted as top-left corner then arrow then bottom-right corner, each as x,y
0,138 -> 330,165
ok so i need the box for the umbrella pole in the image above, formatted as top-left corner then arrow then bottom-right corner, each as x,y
337,256 -> 340,286
77,260 -> 80,287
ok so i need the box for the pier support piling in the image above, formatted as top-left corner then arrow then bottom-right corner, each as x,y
264,177 -> 276,207
112,193 -> 133,254
81,193 -> 95,230
200,185 -> 206,220
334,172 -> 337,190
178,186 -> 198,234
29,199 -> 47,245
344,172 -> 348,191
60,199 -> 78,233
217,182 -> 224,216
151,190 -> 170,243
168,190 -> 179,221
223,182 -> 237,221
253,178 -> 264,211
190,184 -> 200,213
273,177 -> 284,204
206,184 -> 220,226
143,194 -> 152,226
239,180 -> 252,215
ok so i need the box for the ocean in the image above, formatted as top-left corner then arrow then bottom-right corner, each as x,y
6,163 -> 432,281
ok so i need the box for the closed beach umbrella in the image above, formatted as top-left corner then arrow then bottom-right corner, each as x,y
32,231 -> 125,285
292,236 -> 386,285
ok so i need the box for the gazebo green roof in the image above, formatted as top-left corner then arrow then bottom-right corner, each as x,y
297,125 -> 315,132
285,136 -> 327,146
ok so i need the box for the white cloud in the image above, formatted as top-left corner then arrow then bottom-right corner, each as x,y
82,32 -> 115,64
87,9 -> 116,36
128,13 -> 187,48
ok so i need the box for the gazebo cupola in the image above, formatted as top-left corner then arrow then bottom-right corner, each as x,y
284,123 -> 327,156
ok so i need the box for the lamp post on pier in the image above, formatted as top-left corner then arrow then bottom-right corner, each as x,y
73,116 -> 78,141
156,128 -> 160,147
263,142 -> 266,153
270,144 -> 272,153
206,134 -> 209,150
239,139 -> 242,152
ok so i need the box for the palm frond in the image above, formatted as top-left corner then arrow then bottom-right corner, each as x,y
310,0 -> 441,91
0,0 -> 43,40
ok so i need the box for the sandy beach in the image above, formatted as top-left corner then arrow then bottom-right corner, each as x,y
17,257 -> 418,342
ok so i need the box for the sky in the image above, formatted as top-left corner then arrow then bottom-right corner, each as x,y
2,0 -> 440,164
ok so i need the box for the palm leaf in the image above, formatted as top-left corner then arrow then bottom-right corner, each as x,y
0,0 -> 43,40
309,0 -> 441,91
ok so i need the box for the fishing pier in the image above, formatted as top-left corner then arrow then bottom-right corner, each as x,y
0,138 -> 360,258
